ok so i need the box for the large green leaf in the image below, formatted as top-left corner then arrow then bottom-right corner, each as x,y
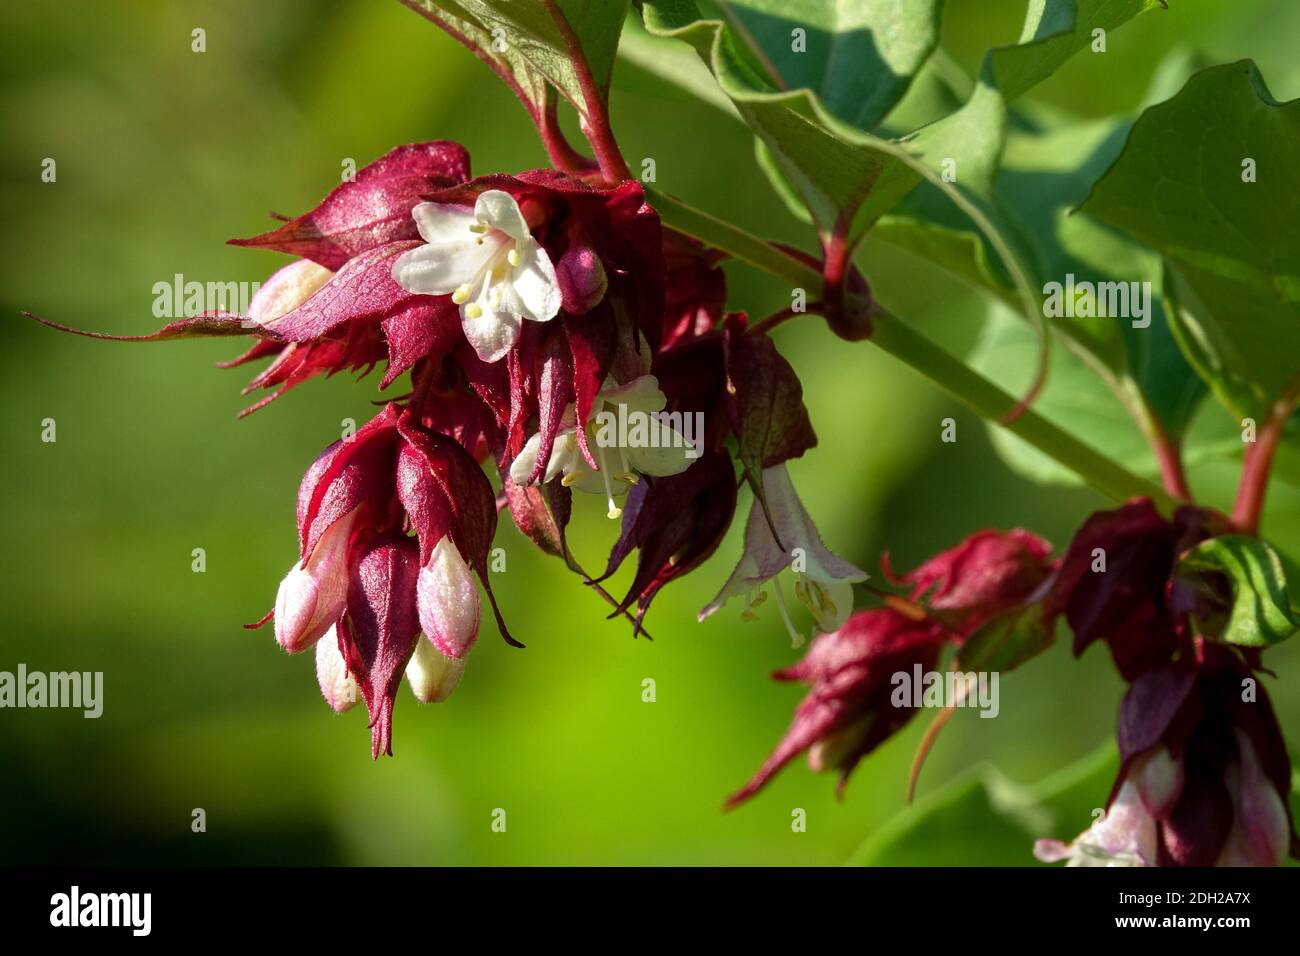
413,1 -> 630,115
1176,535 -> 1300,648
698,0 -> 942,132
1081,60 -> 1300,421
636,1 -> 1169,443
638,0 -> 935,238
850,743 -> 1118,866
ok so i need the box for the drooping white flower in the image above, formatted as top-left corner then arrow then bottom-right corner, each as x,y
1034,779 -> 1158,867
699,463 -> 868,646
509,374 -> 695,519
391,189 -> 561,363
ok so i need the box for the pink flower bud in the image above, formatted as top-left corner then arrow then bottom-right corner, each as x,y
405,636 -> 466,703
555,242 -> 608,315
274,509 -> 356,653
416,537 -> 481,660
246,259 -> 334,328
315,625 -> 359,713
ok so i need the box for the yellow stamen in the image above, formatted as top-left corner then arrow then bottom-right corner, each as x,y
451,285 -> 471,305
507,248 -> 521,267
560,471 -> 582,487
465,303 -> 484,319
594,443 -> 621,520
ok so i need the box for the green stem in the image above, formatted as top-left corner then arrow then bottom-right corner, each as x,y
648,188 -> 1175,509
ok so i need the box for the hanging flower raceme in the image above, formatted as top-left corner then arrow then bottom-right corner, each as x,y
261,402 -> 509,757
727,527 -> 1058,806
1036,643 -> 1297,866
726,608 -> 947,808
886,528 -> 1055,640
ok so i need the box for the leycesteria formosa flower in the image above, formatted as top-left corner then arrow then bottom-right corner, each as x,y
728,528 -> 1056,805
700,462 -> 868,646
392,190 -> 561,363
1037,644 -> 1296,866
262,402 -> 508,756
509,373 -> 695,519
726,608 -> 947,808
887,528 -> 1054,639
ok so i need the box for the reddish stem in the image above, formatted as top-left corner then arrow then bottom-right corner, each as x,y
542,0 -> 632,182
1150,419 -> 1193,502
1232,379 -> 1300,533
540,93 -> 598,174
397,0 -> 595,174
748,304 -> 820,337
821,229 -> 850,318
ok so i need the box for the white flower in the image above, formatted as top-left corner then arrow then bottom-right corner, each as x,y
699,463 -> 868,647
391,189 -> 561,363
508,375 -> 695,519
1034,779 -> 1157,867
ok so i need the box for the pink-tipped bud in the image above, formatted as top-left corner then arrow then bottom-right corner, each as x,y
405,636 -> 467,703
315,625 -> 359,713
247,258 -> 334,328
555,243 -> 608,315
274,510 -> 355,653
416,537 -> 481,660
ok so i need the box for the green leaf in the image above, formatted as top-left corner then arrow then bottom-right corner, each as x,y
1176,535 -> 1300,648
849,743 -> 1118,866
890,106 -> 1206,447
1081,60 -> 1300,421
638,1 -> 1173,469
968,308 -> 1170,488
958,603 -> 1054,674
416,0 -> 630,114
635,0 -> 947,238
701,0 -> 943,132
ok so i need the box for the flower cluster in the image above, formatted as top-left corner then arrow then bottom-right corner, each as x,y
728,500 -> 1297,868
1034,500 -> 1296,866
49,142 -> 868,756
726,528 -> 1053,806
42,138 -> 1293,868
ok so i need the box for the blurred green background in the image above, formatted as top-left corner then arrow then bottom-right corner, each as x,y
2,0 -> 1298,865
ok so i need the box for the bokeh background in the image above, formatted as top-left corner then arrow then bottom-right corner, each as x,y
2,0 -> 1298,865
